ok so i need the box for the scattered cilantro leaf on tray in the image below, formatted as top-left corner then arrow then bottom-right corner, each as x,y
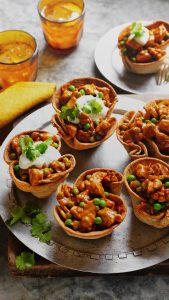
31,213 -> 52,243
16,251 -> 35,271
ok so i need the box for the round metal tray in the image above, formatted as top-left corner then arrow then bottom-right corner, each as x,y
0,96 -> 169,273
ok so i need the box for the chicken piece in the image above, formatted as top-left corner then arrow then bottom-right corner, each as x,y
60,89 -> 72,105
95,119 -> 111,136
76,130 -> 92,143
50,160 -> 66,172
29,169 -> 44,186
60,184 -> 73,198
123,127 -> 143,143
148,47 -> 165,60
144,103 -> 159,119
11,137 -> 22,156
134,164 -> 153,179
79,112 -> 94,129
152,24 -> 168,43
151,163 -> 169,176
31,131 -> 41,141
103,172 -> 119,184
136,50 -> 152,63
70,206 -> 84,220
58,197 -> 74,209
155,130 -> 169,153
67,95 -> 77,108
97,208 -> 116,228
151,187 -> 169,202
142,178 -> 163,194
158,119 -> 169,134
97,86 -> 111,105
89,172 -> 107,196
142,123 -> 156,139
79,201 -> 96,231
65,124 -> 77,138
76,190 -> 90,203
126,38 -> 142,50
81,84 -> 97,95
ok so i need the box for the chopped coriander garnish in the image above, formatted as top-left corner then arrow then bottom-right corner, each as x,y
16,251 -> 35,271
19,135 -> 33,153
129,22 -> 144,40
60,104 -> 80,121
82,99 -> 103,115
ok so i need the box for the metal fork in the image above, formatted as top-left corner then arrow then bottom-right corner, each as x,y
156,62 -> 169,86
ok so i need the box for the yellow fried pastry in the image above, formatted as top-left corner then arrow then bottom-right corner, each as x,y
0,82 -> 56,129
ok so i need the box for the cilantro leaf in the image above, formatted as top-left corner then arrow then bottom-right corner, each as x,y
60,104 -> 80,121
24,202 -> 42,217
21,215 -> 32,225
8,206 -> 25,226
82,99 -> 102,115
129,22 -> 144,39
35,138 -> 52,154
39,231 -> 52,243
31,213 -> 51,243
16,251 -> 35,271
25,146 -> 40,161
19,136 -> 33,153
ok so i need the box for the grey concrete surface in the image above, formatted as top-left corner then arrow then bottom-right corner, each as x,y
0,0 -> 169,299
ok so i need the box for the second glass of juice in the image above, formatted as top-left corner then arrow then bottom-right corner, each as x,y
38,0 -> 85,50
0,30 -> 38,90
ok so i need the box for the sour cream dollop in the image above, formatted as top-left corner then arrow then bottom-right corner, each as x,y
70,95 -> 109,124
134,27 -> 149,46
19,142 -> 61,169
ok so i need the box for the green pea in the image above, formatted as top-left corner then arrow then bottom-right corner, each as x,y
161,203 -> 166,210
65,219 -> 73,227
80,89 -> 85,95
96,205 -> 100,211
164,182 -> 169,188
100,199 -> 106,208
127,174 -> 136,182
153,203 -> 162,211
86,174 -> 92,180
104,191 -> 109,197
89,136 -> 95,143
84,123 -> 91,131
145,120 -> 151,124
132,57 -> 136,62
10,152 -> 17,160
98,92 -> 103,99
121,48 -> 127,55
94,120 -> 99,126
140,117 -> 145,122
79,202 -> 85,208
72,188 -> 79,195
68,85 -> 75,91
14,164 -> 20,172
150,118 -> 158,124
95,134 -> 102,141
53,142 -> 59,149
166,32 -> 169,37
93,198 -> 101,206
94,217 -> 102,225
120,40 -> 125,45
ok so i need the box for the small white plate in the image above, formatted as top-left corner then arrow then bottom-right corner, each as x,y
95,22 -> 169,94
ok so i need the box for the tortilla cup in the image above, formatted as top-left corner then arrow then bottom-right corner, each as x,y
4,130 -> 61,165
74,168 -> 124,196
9,154 -> 76,199
53,193 -> 127,239
124,157 -> 169,228
52,77 -> 118,150
116,111 -> 148,160
118,20 -> 169,74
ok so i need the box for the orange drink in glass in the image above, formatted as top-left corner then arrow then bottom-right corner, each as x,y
0,30 -> 38,90
38,0 -> 85,50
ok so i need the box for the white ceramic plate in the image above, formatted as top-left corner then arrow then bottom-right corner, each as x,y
95,22 -> 169,94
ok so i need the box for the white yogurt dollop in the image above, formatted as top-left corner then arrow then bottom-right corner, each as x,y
19,142 -> 60,169
70,95 -> 109,124
134,27 -> 149,46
